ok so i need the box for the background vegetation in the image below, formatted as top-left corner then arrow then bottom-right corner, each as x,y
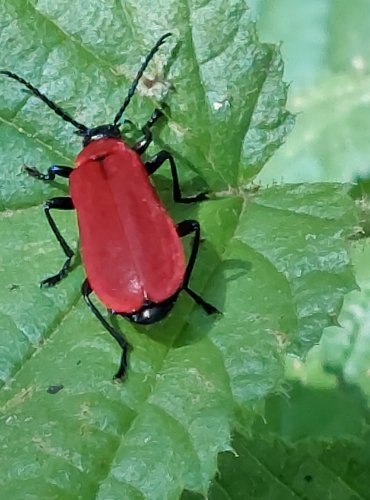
0,0 -> 369,498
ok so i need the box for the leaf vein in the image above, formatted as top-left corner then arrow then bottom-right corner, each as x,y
236,46 -> 277,184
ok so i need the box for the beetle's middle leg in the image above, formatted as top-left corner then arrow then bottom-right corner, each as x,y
41,197 -> 75,287
25,165 -> 74,286
177,219 -> 219,314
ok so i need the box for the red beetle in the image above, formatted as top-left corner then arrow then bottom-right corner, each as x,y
1,34 -> 218,379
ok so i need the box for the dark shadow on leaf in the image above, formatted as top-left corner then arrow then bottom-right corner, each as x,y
221,258 -> 252,283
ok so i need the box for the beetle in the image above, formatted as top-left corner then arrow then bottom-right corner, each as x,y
0,33 -> 219,380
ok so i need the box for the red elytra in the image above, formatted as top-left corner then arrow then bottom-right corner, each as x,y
70,138 -> 185,312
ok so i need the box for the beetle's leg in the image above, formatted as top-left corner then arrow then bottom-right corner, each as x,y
41,197 -> 75,287
133,108 -> 164,155
25,164 -> 73,181
145,152 -> 208,204
81,279 -> 130,380
177,220 -> 220,314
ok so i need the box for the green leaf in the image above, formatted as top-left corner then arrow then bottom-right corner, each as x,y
0,186 -> 357,497
185,381 -> 370,499
185,429 -> 370,500
0,1 -> 358,498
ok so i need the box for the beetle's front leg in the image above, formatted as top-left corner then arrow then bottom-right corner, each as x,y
41,197 -> 75,287
25,164 -> 73,181
133,108 -> 164,155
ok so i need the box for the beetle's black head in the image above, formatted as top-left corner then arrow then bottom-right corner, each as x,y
76,124 -> 121,147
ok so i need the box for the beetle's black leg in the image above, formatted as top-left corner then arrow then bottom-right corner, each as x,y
145,152 -> 208,203
25,164 -> 73,181
81,279 -> 130,380
133,108 -> 165,155
177,220 -> 219,314
41,197 -> 75,287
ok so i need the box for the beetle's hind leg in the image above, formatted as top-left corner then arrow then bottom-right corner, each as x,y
41,197 -> 75,287
81,279 -> 130,380
177,220 -> 220,314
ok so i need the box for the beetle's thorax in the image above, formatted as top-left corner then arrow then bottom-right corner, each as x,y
75,135 -> 133,168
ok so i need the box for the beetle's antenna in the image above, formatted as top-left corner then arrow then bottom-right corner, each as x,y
0,70 -> 88,133
113,33 -> 172,126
